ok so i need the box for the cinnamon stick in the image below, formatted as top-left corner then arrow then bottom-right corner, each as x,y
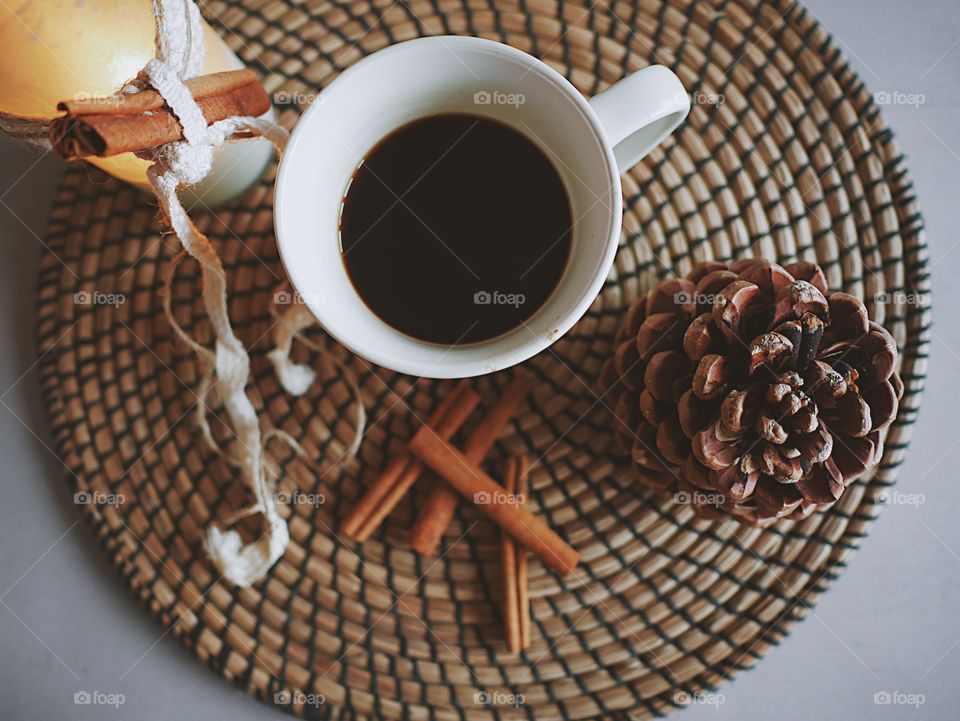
408,429 -> 579,577
50,69 -> 271,159
500,456 -> 532,653
515,456 -> 531,650
409,376 -> 529,555
341,381 -> 479,540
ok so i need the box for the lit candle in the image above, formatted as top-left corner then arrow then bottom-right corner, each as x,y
0,0 -> 274,206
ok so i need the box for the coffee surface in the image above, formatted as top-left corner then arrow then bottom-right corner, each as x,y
340,114 -> 572,345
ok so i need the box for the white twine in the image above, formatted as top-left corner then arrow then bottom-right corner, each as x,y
141,0 -> 296,587
137,0 -> 365,587
268,298 -> 367,463
268,299 -> 319,396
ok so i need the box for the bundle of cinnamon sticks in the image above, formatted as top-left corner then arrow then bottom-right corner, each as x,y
50,69 -> 271,159
342,377 -> 580,651
341,380 -> 481,541
343,378 -> 529,548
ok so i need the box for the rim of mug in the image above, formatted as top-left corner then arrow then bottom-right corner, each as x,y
274,36 -> 623,378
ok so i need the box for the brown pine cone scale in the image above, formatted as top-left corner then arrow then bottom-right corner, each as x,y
602,259 -> 902,526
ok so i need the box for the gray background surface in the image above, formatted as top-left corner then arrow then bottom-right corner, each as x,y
1,1 -> 958,718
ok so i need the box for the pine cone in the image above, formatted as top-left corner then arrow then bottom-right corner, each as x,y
601,259 -> 903,526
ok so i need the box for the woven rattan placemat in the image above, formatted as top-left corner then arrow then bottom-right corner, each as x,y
36,0 -> 930,718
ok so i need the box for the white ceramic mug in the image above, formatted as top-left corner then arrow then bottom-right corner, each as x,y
275,36 -> 689,378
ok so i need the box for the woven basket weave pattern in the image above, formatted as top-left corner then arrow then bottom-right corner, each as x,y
36,0 -> 929,718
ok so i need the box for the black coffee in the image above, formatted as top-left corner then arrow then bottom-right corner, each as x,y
339,114 -> 572,345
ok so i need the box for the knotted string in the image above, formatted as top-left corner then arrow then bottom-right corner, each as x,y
140,0 -> 365,586
141,0 -> 293,587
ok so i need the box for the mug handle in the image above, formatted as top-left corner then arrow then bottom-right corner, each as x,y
588,66 -> 690,174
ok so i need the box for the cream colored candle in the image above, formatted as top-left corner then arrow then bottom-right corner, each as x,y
0,0 -> 274,206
